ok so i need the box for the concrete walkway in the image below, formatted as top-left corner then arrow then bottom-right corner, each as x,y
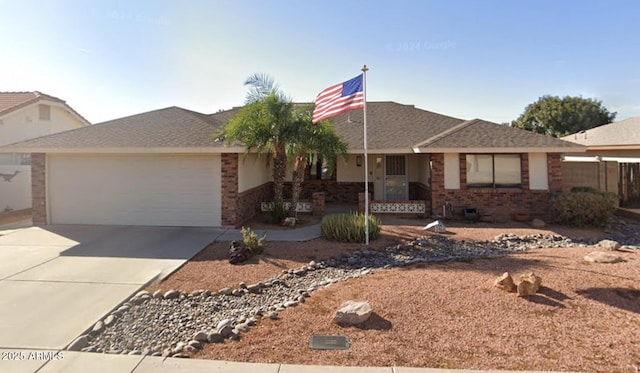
0,221 -> 579,373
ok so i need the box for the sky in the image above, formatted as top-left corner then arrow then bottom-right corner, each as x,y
1,0 -> 639,125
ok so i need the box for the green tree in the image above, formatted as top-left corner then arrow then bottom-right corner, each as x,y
510,95 -> 616,137
221,73 -> 295,205
287,105 -> 348,211
220,74 -> 348,219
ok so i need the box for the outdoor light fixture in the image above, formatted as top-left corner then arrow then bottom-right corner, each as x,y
356,156 -> 363,167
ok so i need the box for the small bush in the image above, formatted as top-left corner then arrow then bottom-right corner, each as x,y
570,186 -> 599,194
241,226 -> 266,254
320,212 -> 380,243
266,202 -> 290,224
551,192 -> 617,227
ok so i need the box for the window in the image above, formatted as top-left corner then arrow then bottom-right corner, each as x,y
39,104 -> 51,120
466,154 -> 521,188
19,153 -> 31,165
309,155 -> 335,180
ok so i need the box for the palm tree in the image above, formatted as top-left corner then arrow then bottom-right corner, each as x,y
288,106 -> 348,212
221,73 -> 348,220
221,74 -> 295,205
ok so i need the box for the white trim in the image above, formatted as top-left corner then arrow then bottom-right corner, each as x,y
602,156 -> 640,163
562,155 -> 601,162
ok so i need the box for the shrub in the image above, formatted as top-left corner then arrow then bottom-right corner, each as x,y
265,202 -> 290,224
241,226 -> 266,254
570,186 -> 599,194
550,191 -> 617,227
320,212 -> 380,243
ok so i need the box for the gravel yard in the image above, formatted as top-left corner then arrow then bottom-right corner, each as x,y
79,218 -> 640,373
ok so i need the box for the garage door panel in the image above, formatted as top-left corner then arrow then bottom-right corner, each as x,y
48,155 -> 221,227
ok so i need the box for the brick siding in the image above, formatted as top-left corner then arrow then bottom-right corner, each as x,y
31,153 -> 47,225
430,153 -> 562,221
220,153 -> 239,227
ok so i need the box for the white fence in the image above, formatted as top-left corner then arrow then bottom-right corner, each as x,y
0,165 -> 31,212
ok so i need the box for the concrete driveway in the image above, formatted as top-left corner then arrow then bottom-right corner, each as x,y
0,225 -> 224,351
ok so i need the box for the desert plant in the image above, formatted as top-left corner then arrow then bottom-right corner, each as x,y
550,191 -> 617,227
241,226 -> 266,254
320,212 -> 380,243
265,202 -> 290,224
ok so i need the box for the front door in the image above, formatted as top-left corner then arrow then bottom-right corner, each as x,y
385,155 -> 407,200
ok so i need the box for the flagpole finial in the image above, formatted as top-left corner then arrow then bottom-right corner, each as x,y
361,64 -> 368,72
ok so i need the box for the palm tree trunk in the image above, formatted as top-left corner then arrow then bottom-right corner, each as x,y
272,141 -> 287,205
291,151 -> 307,215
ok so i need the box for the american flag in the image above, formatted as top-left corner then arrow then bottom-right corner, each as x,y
312,74 -> 364,124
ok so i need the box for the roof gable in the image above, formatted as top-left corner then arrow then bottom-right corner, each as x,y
415,119 -> 584,151
2,106 -> 225,150
0,91 -> 90,125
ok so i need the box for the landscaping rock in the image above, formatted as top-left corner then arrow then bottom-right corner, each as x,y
334,300 -> 372,326
192,331 -> 208,343
423,220 -> 446,233
104,315 -> 116,327
164,290 -> 180,300
584,251 -> 624,264
517,272 -> 542,297
90,321 -> 104,335
207,332 -> 224,343
494,272 -> 516,292
229,247 -> 251,265
283,217 -> 297,227
219,287 -> 233,296
596,239 -> 621,251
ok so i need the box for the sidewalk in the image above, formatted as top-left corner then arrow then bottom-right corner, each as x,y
0,350 -> 581,373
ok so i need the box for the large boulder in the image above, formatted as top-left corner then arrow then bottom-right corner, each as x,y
494,272 -> 516,292
334,300 -> 372,326
517,272 -> 542,297
596,240 -> 621,251
584,251 -> 623,264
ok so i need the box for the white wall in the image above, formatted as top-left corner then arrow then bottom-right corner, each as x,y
528,153 -> 549,190
337,154 -> 369,182
0,165 -> 31,212
0,103 -> 86,146
444,153 -> 460,189
238,153 -> 272,193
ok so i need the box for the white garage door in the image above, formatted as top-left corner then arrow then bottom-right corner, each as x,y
48,155 -> 221,227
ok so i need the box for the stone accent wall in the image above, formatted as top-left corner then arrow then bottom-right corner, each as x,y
221,153 -> 239,227
237,182 -> 273,227
430,153 -> 562,221
31,153 -> 47,225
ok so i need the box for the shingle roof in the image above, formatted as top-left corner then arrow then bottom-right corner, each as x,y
0,91 -> 89,125
416,119 -> 584,150
561,117 -> 640,147
1,101 -> 582,153
2,106 -> 225,149
330,102 -> 464,151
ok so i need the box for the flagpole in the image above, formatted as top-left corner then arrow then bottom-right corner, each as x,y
362,64 -> 369,246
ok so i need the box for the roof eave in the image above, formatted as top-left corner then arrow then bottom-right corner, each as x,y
0,146 -> 248,154
411,146 -> 587,153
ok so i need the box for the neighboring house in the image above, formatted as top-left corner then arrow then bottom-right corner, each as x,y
0,102 -> 584,228
0,91 -> 89,212
562,117 -> 640,206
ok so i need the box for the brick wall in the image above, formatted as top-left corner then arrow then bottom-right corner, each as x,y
221,153 -> 239,227
31,153 -> 47,225
236,182 -> 273,226
430,153 -> 562,221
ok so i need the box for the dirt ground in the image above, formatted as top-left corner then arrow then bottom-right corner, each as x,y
150,217 -> 640,372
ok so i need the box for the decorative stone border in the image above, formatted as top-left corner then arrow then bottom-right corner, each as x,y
261,201 -> 313,213
370,201 -> 426,213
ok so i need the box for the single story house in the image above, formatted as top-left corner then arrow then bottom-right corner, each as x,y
0,102 -> 584,227
562,117 -> 640,206
0,91 -> 89,213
